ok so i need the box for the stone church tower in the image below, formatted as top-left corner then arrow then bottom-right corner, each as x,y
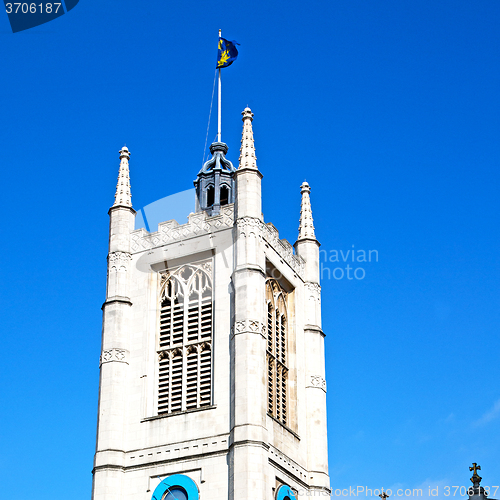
92,108 -> 330,500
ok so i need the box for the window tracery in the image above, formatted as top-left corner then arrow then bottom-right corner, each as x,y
158,263 -> 213,414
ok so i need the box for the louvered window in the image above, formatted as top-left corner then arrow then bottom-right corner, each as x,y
266,279 -> 288,425
158,263 -> 213,415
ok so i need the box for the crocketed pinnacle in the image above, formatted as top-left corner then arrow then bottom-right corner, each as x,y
298,181 -> 316,240
113,146 -> 132,207
239,107 -> 258,170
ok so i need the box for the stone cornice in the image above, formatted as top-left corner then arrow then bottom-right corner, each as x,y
232,264 -> 266,278
229,439 -> 270,451
123,450 -> 228,472
294,237 -> 321,247
92,464 -> 124,474
101,296 -> 133,309
105,433 -> 230,472
234,167 -> 263,179
93,450 -> 227,473
141,405 -> 217,422
108,205 -> 137,216
268,458 -> 310,490
303,324 -> 325,337
94,448 -> 126,454
268,446 -> 309,488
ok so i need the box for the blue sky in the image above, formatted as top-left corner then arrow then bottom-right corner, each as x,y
0,1 -> 499,499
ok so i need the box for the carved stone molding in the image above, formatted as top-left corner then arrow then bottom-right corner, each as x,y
232,319 -> 266,337
108,252 -> 132,272
159,261 -> 213,308
100,348 -> 130,366
305,282 -> 321,294
201,261 -> 212,274
308,375 -> 327,392
305,282 -> 321,308
158,348 -> 181,361
158,342 -> 212,361
269,446 -> 308,480
236,216 -> 264,237
130,204 -> 235,253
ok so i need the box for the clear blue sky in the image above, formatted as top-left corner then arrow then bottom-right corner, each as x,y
0,1 -> 499,499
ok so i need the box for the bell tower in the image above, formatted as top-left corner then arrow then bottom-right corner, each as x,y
91,108 -> 330,500
194,142 -> 236,215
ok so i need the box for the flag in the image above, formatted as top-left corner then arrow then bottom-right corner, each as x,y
217,38 -> 239,68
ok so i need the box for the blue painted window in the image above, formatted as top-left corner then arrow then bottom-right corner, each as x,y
152,474 -> 199,500
276,485 -> 297,500
164,487 -> 188,500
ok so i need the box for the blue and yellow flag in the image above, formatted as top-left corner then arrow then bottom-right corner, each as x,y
217,38 -> 239,68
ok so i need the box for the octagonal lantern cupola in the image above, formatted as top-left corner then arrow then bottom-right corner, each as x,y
194,142 -> 236,216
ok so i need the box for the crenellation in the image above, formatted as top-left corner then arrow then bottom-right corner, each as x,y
264,222 -> 305,278
130,204 -> 235,253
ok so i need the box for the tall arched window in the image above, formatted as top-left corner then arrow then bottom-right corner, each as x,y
266,279 -> 288,424
220,185 -> 229,205
158,263 -> 213,415
206,186 -> 215,207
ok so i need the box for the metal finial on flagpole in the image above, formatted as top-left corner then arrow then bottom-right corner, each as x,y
218,30 -> 222,143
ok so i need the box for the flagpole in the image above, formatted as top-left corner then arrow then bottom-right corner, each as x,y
218,29 -> 222,142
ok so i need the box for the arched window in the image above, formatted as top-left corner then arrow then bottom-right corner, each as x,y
206,186 -> 215,207
158,263 -> 213,415
164,488 -> 188,500
152,474 -> 199,500
158,348 -> 183,414
276,485 -> 297,500
220,185 -> 229,205
266,279 -> 288,424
